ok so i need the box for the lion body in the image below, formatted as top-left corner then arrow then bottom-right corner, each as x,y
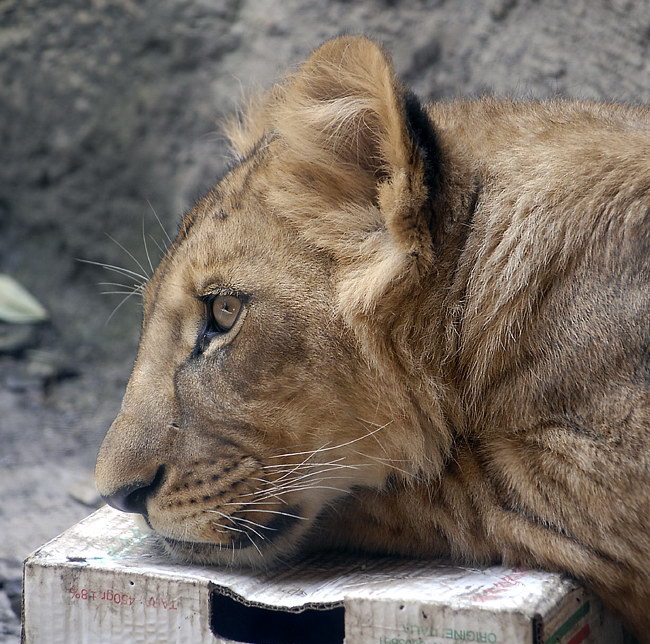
96,37 -> 650,637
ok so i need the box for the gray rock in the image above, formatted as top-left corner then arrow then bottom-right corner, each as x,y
0,589 -> 21,644
23,349 -> 77,383
1,0 -> 648,369
68,472 -> 104,508
0,558 -> 21,643
0,325 -> 35,356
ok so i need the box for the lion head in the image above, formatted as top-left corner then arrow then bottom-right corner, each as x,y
95,36 -> 456,566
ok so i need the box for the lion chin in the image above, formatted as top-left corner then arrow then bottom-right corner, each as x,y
94,35 -> 650,640
154,505 -> 315,569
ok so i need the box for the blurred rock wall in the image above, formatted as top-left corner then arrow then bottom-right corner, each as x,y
1,0 -> 649,364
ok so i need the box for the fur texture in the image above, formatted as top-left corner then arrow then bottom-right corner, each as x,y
95,36 -> 649,638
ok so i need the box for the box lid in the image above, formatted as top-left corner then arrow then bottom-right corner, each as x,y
23,507 -> 621,644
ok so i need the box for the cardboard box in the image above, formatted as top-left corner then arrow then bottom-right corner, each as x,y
23,506 -> 627,644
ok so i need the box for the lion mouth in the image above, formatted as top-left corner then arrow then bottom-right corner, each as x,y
228,504 -> 306,549
157,504 -> 307,566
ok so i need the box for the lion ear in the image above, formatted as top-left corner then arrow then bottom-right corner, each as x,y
268,36 -> 438,312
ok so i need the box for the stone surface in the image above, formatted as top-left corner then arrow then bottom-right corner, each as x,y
1,0 -> 648,363
67,472 -> 104,508
0,558 -> 21,644
0,0 -> 648,640
0,591 -> 20,644
0,324 -> 35,356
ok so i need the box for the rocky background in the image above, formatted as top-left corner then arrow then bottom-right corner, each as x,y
0,0 -> 648,640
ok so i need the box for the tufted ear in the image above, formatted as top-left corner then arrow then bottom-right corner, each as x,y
261,36 -> 440,314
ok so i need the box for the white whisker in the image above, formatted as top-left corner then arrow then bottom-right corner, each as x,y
350,449 -> 420,480
249,482 -> 349,503
142,218 -> 154,275
269,465 -> 356,488
97,280 -> 142,288
243,531 -> 263,557
240,508 -> 308,521
105,233 -> 151,279
229,515 -> 277,533
267,442 -> 333,461
105,286 -> 143,325
148,234 -> 166,255
268,423 -> 391,461
357,418 -> 393,456
147,199 -> 173,246
207,510 -> 268,546
100,290 -> 143,297
77,258 -> 148,283
261,456 -> 348,471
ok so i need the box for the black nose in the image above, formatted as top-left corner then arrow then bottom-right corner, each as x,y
101,466 -> 165,515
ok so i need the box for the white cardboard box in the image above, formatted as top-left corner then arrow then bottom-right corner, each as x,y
23,506 -> 627,644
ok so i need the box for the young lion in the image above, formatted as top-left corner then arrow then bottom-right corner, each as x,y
95,36 -> 650,637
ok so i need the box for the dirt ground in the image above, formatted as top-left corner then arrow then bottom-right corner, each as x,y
0,339 -> 129,643
1,1 -> 648,642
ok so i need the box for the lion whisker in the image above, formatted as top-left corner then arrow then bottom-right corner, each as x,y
269,483 -> 349,496
236,508 -> 308,521
148,233 -> 167,256
271,466 -> 357,488
207,509 -> 268,545
206,522 -> 229,534
267,423 -> 390,460
98,281 -> 145,292
241,471 -> 353,502
258,445 -> 334,489
250,481 -> 349,503
223,499 -> 287,508
356,418 -> 393,456
261,457 -> 369,473
146,199 -> 173,246
267,442 -> 334,483
227,518 -> 269,544
212,516 -> 264,558
100,290 -> 144,298
267,441 -> 334,461
261,456 -> 348,469
105,233 -> 152,279
259,464 -> 358,489
77,258 -> 148,283
350,449 -> 421,481
243,531 -> 264,557
105,286 -> 144,324
141,218 -> 155,275
229,514 -> 278,533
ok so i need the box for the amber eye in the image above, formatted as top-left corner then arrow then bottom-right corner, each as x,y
211,294 -> 242,332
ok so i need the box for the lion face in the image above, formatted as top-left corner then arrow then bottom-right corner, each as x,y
95,157 -> 387,566
95,35 -> 448,566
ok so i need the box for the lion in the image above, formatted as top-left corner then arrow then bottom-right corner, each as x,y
95,36 -> 650,637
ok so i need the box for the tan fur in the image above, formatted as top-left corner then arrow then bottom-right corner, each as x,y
95,37 -> 650,638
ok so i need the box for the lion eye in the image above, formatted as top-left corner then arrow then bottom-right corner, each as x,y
211,294 -> 242,332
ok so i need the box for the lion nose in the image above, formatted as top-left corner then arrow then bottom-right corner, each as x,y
101,466 -> 165,515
